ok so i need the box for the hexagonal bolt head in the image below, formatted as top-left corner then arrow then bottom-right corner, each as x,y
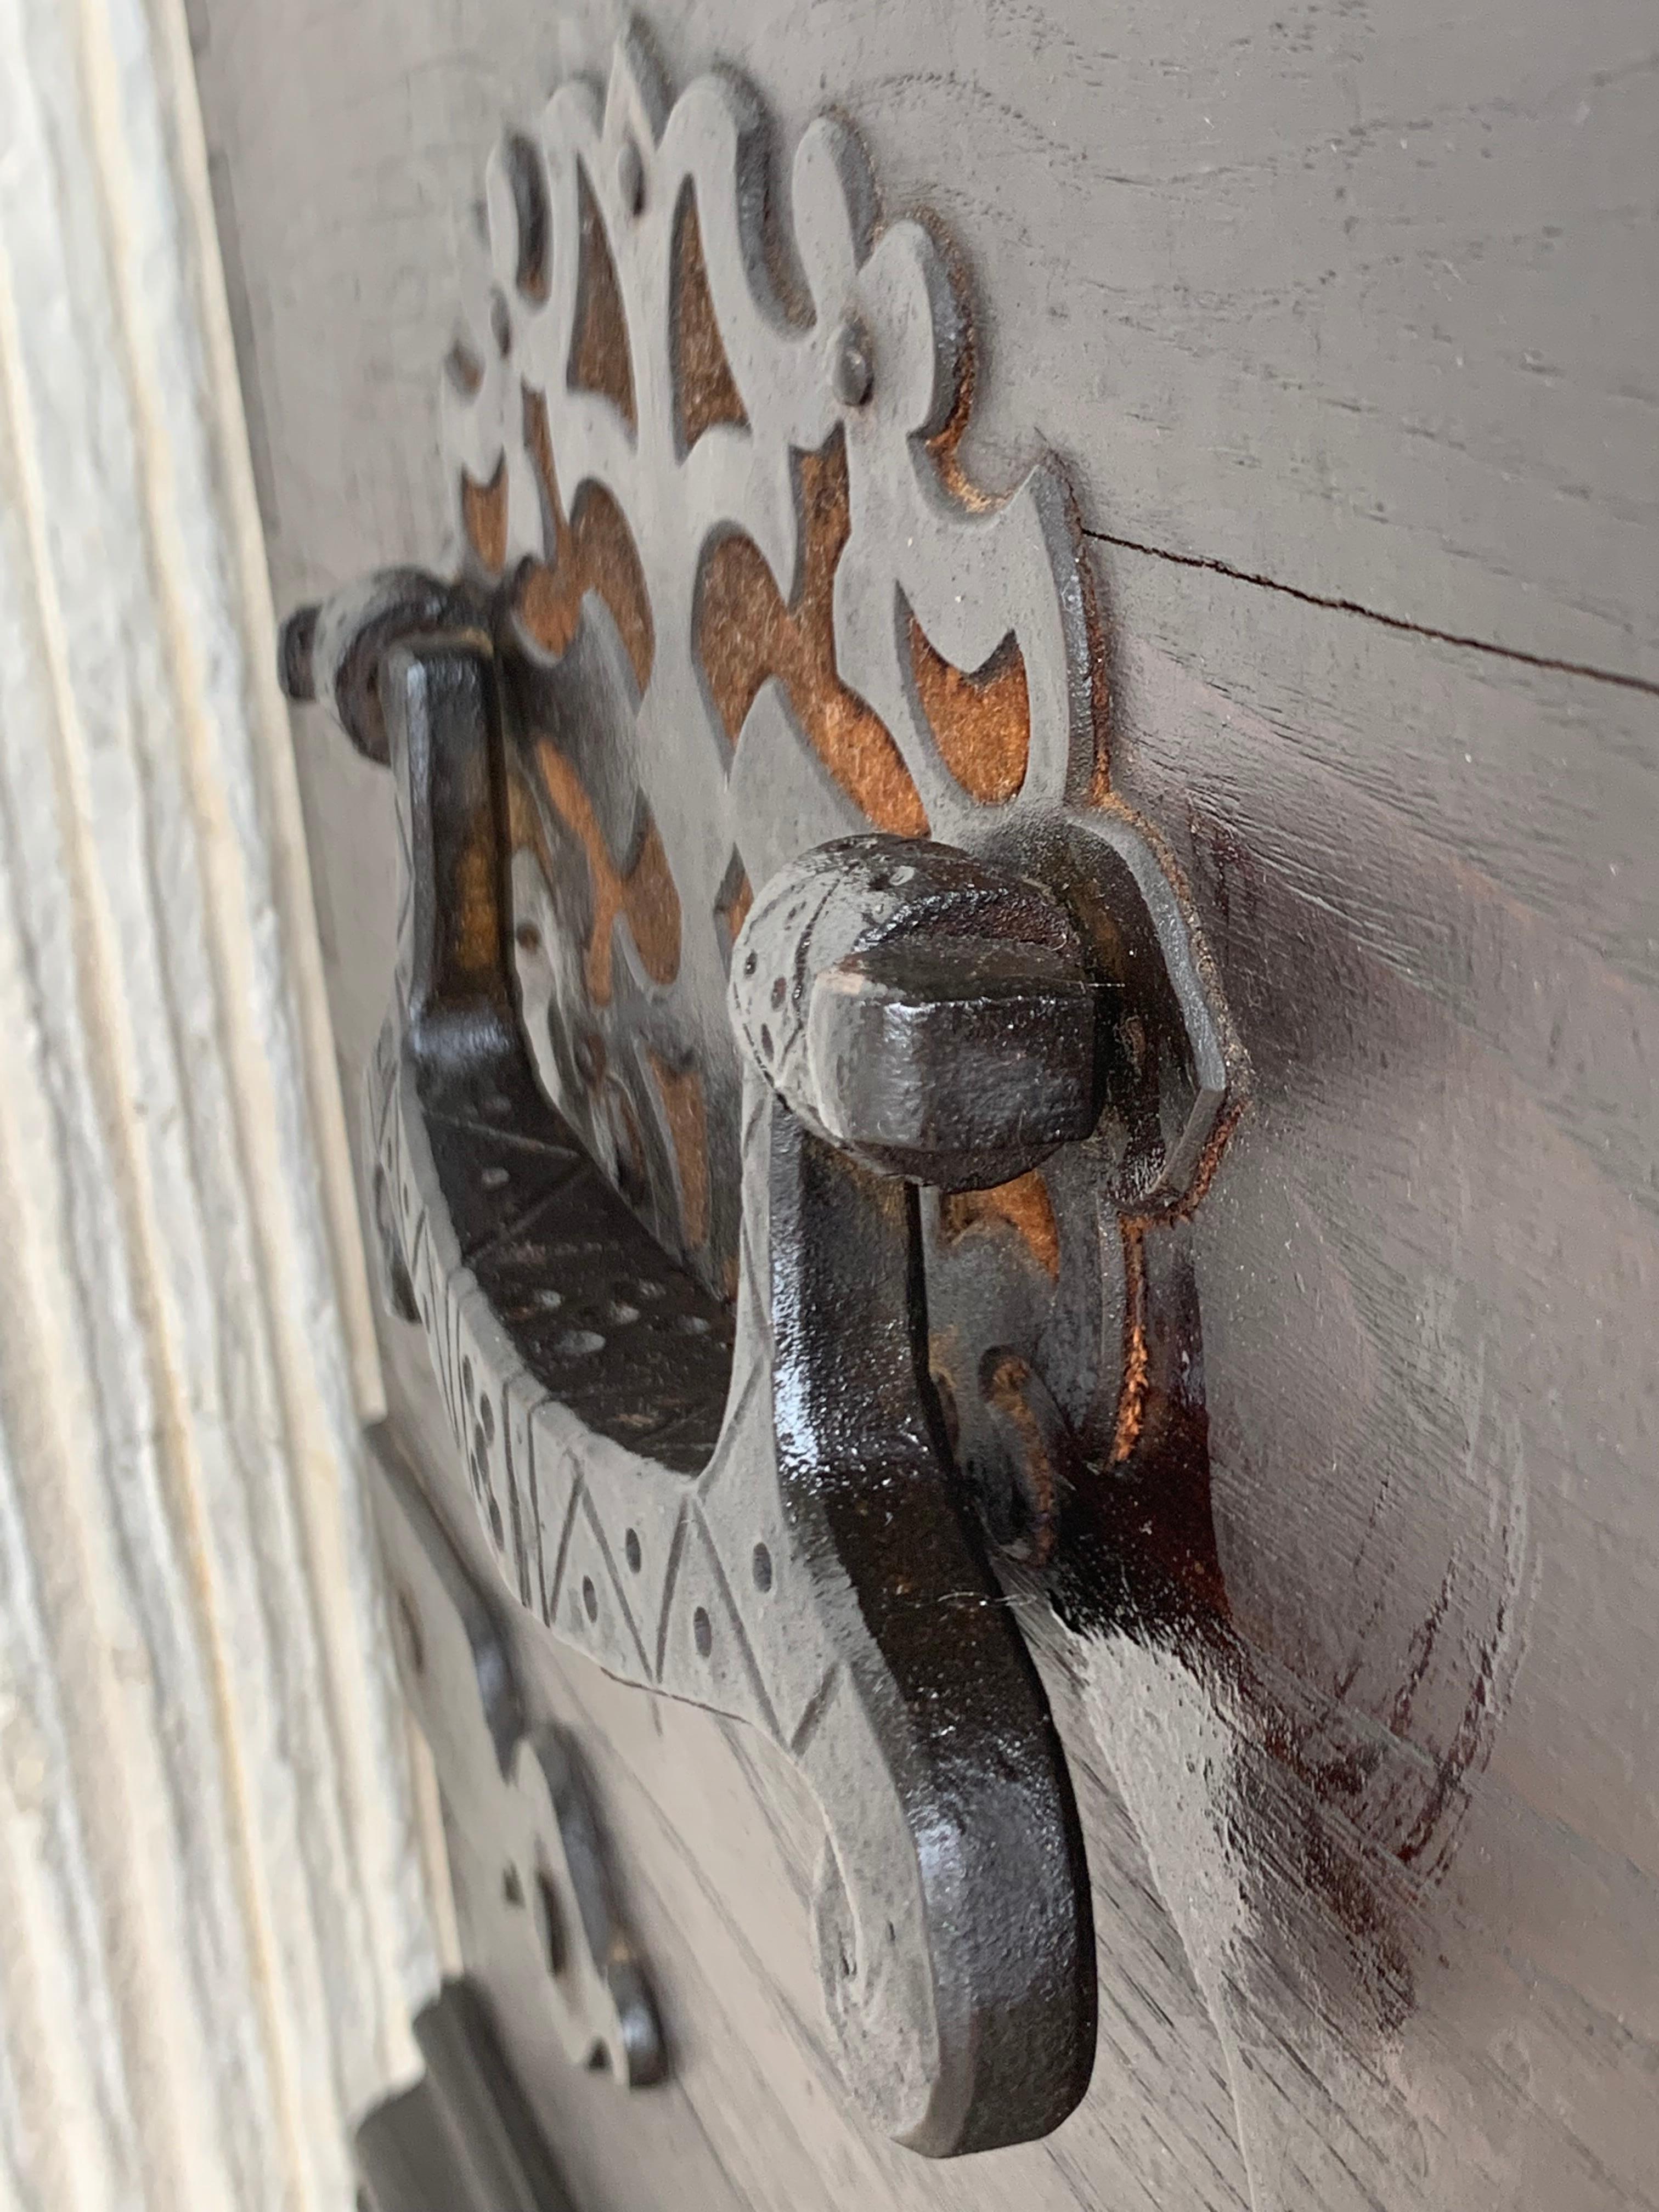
730,835 -> 1103,1189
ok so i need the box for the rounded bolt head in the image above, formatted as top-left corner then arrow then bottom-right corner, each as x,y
826,318 -> 874,407
616,135 -> 645,216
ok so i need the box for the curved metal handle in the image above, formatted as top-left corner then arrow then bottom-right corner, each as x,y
320,610 -> 1096,2154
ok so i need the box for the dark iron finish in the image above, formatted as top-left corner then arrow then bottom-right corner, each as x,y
279,603 -> 1122,2153
761,1093 -> 1093,2151
278,547 -> 1245,2149
729,835 -> 1103,1190
274,23 -> 1245,2161
278,567 -> 484,766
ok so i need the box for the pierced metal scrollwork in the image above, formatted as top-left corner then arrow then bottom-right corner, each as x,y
282,18 -> 1246,2161
445,21 -> 1122,1290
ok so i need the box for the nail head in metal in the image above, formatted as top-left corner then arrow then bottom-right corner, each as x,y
826,318 -> 874,407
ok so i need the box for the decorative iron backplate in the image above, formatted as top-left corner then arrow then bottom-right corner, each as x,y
284,16 -> 1246,2165
440,25 -> 1244,1525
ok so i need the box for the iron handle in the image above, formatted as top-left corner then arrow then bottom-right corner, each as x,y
277,20 -> 1246,2159
299,607 -> 1096,2153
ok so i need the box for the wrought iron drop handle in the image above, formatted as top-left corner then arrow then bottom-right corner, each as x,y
287,588 -> 1108,2153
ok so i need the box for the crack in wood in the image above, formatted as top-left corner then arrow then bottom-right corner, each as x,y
1084,528 -> 1659,702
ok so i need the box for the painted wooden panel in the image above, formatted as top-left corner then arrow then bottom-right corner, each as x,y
193,0 -> 1659,687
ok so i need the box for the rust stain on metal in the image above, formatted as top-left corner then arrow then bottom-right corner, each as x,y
519,390 -> 654,692
924,255 -> 1111,795
696,434 -> 929,836
505,768 -> 539,862
646,1051 -> 710,1249
462,460 -> 509,574
1110,1218 -> 1149,1465
568,167 -> 635,428
909,614 -> 1030,803
727,874 -> 753,939
715,859 -> 754,947
672,186 -> 747,449
983,1351 -> 1062,1567
456,834 -> 503,978
532,736 -> 680,1003
939,1170 -> 1059,1282
604,1077 -> 650,1208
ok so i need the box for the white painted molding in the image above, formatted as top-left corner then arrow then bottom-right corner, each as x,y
0,0 -> 439,2204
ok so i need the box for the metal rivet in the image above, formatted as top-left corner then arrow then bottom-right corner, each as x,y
826,318 -> 873,407
616,136 -> 645,216
572,1029 -> 603,1085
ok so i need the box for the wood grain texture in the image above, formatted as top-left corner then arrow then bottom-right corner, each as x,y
0,0 -> 438,2202
191,0 -> 1659,692
189,0 -> 1659,2205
